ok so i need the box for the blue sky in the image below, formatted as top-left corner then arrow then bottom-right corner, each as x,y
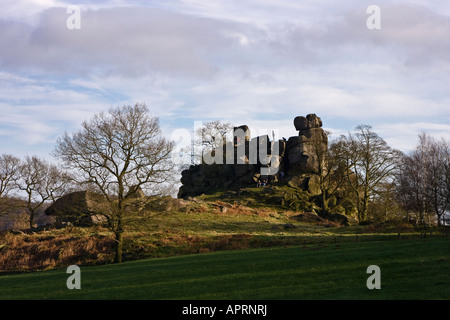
1,0 -> 449,161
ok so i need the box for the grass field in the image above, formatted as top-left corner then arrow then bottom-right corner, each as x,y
1,188 -> 449,301
1,237 -> 449,300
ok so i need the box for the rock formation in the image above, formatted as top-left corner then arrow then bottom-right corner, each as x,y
286,114 -> 328,174
45,191 -> 109,227
43,185 -> 147,227
178,114 -> 329,198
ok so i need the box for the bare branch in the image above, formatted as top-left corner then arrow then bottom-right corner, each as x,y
53,103 -> 175,263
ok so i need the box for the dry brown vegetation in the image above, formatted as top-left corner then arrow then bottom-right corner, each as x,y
0,227 -> 115,272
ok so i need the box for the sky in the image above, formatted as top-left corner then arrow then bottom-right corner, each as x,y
1,0 -> 449,162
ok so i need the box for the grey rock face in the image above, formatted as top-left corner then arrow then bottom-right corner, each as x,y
178,114 -> 329,198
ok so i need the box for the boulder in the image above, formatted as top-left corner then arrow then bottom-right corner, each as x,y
286,115 -> 328,174
294,113 -> 323,131
316,210 -> 349,226
307,174 -> 321,196
249,135 -> 271,164
291,212 -> 326,223
45,191 -> 109,227
286,174 -> 321,195
126,185 -> 145,199
286,137 -> 311,173
233,125 -> 251,144
274,139 -> 286,157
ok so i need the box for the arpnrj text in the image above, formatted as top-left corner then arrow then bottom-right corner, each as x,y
182,304 -> 267,317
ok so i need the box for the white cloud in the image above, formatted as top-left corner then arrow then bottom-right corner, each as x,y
0,0 -> 60,24
0,1 -> 449,158
375,122 -> 450,153
222,31 -> 251,46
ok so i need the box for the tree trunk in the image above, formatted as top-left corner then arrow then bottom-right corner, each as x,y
362,187 -> 369,222
114,231 -> 123,263
29,210 -> 35,230
437,213 -> 442,227
361,199 -> 368,222
321,190 -> 328,213
114,198 -> 125,264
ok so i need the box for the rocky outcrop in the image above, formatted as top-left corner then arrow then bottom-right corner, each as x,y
294,113 -> 323,131
44,191 -> 110,227
178,163 -> 257,198
178,114 -> 328,198
286,114 -> 328,174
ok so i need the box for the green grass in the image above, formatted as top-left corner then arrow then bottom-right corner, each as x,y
1,237 -> 449,300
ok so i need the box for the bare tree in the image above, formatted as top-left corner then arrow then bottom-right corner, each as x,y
369,181 -> 402,222
424,135 -> 449,226
0,154 -> 21,214
53,103 -> 175,263
339,125 -> 402,222
47,164 -> 73,203
16,156 -> 70,229
310,132 -> 348,213
396,150 -> 429,225
398,133 -> 450,226
194,120 -> 234,163
441,139 -> 450,225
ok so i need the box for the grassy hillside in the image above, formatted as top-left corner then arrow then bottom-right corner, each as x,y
1,186 -> 448,273
0,238 -> 449,300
